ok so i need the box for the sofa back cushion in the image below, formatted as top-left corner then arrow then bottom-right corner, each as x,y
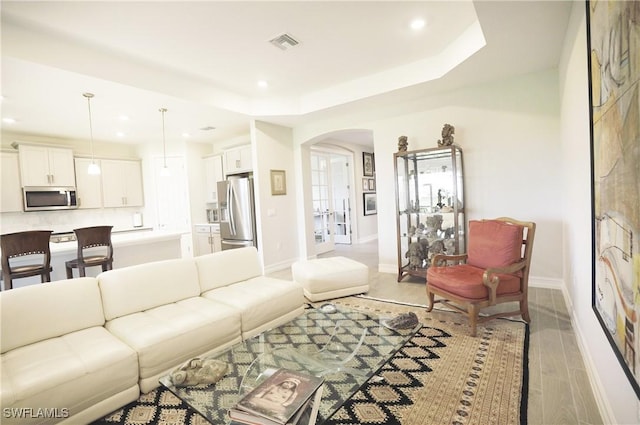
1,277 -> 105,353
195,246 -> 262,292
467,220 -> 524,269
99,258 -> 201,321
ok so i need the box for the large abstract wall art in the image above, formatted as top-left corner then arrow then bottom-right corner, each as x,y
587,0 -> 640,398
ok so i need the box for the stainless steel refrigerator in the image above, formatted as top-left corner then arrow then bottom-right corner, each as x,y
218,175 -> 257,250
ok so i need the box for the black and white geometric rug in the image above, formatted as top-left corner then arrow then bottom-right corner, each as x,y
94,297 -> 528,425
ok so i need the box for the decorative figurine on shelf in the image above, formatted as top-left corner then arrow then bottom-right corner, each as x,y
419,238 -> 430,259
427,240 -> 446,261
398,135 -> 408,152
437,124 -> 455,147
436,189 -> 445,209
405,241 -> 427,269
425,215 -> 443,239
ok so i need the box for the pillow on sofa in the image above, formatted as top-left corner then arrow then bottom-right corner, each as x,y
467,220 -> 524,269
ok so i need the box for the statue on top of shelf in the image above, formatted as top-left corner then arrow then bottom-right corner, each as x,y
398,135 -> 408,152
437,124 -> 455,147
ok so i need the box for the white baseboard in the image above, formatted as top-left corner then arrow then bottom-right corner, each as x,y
378,264 -> 397,274
559,285 -> 615,425
263,258 -> 296,275
529,276 -> 563,289
357,234 -> 378,244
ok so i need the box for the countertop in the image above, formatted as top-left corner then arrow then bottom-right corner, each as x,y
48,229 -> 184,254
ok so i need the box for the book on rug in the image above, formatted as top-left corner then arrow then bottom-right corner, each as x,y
230,368 -> 324,425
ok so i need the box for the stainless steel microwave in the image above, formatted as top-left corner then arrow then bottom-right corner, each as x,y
23,187 -> 78,211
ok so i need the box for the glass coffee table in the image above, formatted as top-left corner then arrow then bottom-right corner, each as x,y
159,304 -> 421,424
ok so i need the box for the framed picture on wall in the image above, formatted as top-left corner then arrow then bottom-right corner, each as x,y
369,179 -> 376,191
363,152 -> 374,177
587,0 -> 640,398
362,178 -> 370,191
270,169 -> 286,196
363,193 -> 377,216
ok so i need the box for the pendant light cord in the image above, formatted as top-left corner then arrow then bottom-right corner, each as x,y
84,93 -> 95,162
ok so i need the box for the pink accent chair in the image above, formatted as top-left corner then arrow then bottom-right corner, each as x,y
426,217 -> 536,336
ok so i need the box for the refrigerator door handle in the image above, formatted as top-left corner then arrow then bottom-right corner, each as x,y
228,183 -> 237,235
223,240 -> 250,246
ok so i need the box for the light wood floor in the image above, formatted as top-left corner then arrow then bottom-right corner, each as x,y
269,241 -> 603,425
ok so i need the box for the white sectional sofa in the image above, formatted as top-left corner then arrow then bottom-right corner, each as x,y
0,247 -> 305,425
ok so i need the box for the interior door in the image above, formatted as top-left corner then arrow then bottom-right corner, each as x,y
331,155 -> 351,244
311,153 -> 334,254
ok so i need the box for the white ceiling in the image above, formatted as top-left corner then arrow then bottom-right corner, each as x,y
0,1 -> 573,147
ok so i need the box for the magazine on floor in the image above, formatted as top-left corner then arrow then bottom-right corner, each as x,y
229,368 -> 324,425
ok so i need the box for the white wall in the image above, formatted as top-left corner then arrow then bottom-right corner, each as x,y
294,69 -> 564,283
251,120 -> 299,272
559,3 -> 639,423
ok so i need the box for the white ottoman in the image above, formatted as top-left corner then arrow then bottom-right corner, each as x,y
292,257 -> 369,302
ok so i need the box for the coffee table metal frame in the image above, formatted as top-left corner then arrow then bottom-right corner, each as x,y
159,304 -> 421,424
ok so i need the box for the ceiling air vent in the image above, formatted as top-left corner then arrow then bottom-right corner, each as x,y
200,126 -> 216,131
269,33 -> 300,51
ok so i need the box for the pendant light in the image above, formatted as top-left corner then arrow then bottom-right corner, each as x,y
159,108 -> 170,176
83,93 -> 101,175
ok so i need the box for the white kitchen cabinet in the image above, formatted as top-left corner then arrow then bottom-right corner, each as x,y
74,157 -> 103,209
101,159 -> 144,207
18,145 -> 75,187
1,152 -> 24,212
194,224 -> 221,256
224,145 -> 252,175
203,155 -> 223,203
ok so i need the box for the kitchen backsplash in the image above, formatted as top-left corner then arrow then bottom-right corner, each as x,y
0,207 -> 146,234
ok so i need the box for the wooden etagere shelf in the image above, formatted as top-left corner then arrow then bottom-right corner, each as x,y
394,145 -> 466,282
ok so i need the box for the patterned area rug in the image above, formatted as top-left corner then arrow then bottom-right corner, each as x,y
93,296 -> 528,425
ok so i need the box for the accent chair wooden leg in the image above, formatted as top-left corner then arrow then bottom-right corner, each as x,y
468,304 -> 479,337
425,288 -> 435,312
520,300 -> 531,323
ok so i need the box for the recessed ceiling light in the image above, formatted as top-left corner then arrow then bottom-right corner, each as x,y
119,115 -> 129,121
182,132 -> 191,138
257,80 -> 268,89
116,132 -> 125,137
410,19 -> 425,30
2,117 -> 16,124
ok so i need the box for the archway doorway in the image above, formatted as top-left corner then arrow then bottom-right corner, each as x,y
301,129 -> 376,258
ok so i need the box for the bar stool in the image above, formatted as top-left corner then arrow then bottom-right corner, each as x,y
1,230 -> 53,290
65,226 -> 114,278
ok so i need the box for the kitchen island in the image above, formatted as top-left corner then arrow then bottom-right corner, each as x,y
5,228 -> 184,289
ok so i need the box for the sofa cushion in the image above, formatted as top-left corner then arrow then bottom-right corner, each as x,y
0,326 -> 138,418
104,296 -> 241,383
0,277 -> 105,354
195,247 -> 262,292
98,258 -> 201,321
202,276 -> 304,336
467,220 -> 524,269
